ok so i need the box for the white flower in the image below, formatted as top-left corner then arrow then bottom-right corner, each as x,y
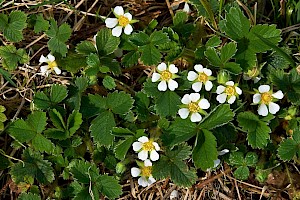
213,149 -> 229,168
171,0 -> 191,14
105,6 -> 134,37
39,54 -> 61,76
178,93 -> 210,122
216,81 -> 242,104
131,159 -> 156,187
132,136 -> 160,161
187,64 -> 214,92
253,85 -> 284,116
152,62 -> 179,91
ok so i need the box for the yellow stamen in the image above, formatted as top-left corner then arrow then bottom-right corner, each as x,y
141,166 -> 152,177
261,92 -> 272,104
142,141 -> 155,151
225,86 -> 235,96
198,73 -> 208,82
47,61 -> 57,70
118,16 -> 129,27
188,102 -> 200,113
161,71 -> 172,81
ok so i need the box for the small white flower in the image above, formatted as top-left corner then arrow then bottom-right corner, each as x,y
178,93 -> 210,122
187,64 -> 214,92
253,85 -> 284,116
132,136 -> 160,161
39,54 -> 61,76
105,6 -> 134,37
216,81 -> 242,104
152,62 -> 179,91
131,159 -> 156,187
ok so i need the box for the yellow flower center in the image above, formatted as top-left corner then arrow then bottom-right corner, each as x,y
118,16 -> 130,27
225,86 -> 235,96
198,73 -> 208,82
142,141 -> 155,151
47,61 -> 57,70
161,71 -> 172,81
141,166 -> 152,177
261,92 -> 272,104
188,102 -> 200,113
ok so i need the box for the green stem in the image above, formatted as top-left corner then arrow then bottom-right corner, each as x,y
200,0 -> 218,30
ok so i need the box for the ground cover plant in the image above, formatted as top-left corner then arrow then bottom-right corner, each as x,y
1,0 -> 300,199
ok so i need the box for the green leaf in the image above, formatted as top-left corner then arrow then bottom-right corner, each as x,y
142,79 -> 162,98
245,152 -> 258,166
0,11 -> 27,42
88,94 -> 107,109
10,149 -> 54,184
33,14 -> 49,33
121,51 -> 139,67
140,44 -> 161,66
90,111 -> 116,146
237,112 -> 271,149
95,28 -> 120,56
150,30 -> 170,45
102,75 -> 116,90
107,91 -> 134,115
0,68 -> 17,87
205,36 -> 221,47
129,32 -> 149,46
32,133 -> 54,153
67,110 -> 82,136
0,45 -> 29,70
134,92 -> 150,121
162,118 -> 197,147
219,7 -> 250,41
224,62 -> 242,74
235,39 -> 257,71
220,42 -> 237,63
76,41 -> 97,55
192,129 -> 218,170
68,160 -> 99,184
173,11 -> 188,26
114,137 -> 134,160
229,152 -> 244,166
95,175 -> 122,199
155,90 -> 180,117
278,127 -> 300,161
50,84 -> 68,103
46,19 -> 72,56
112,127 -> 134,137
204,47 -> 222,66
27,111 -> 47,134
199,104 -> 234,130
234,166 -> 249,180
58,53 -> 87,73
18,193 -> 41,200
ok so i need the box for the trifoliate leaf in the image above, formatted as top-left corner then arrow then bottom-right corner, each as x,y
95,28 -> 120,56
46,19 -> 71,56
10,148 -> 54,184
76,41 -> 97,55
129,32 -> 149,46
219,7 -> 250,41
237,112 -> 271,149
140,44 -> 161,66
199,104 -> 234,130
107,91 -> 134,115
95,175 -> 122,199
162,118 -> 197,147
114,137 -> 134,160
0,45 -> 29,70
0,11 -> 27,42
18,193 -> 41,200
278,127 -> 300,161
155,90 -> 180,117
90,111 -> 116,147
234,166 -> 249,180
192,129 -> 218,170
150,30 -> 170,46
33,14 -> 49,33
102,75 -> 116,90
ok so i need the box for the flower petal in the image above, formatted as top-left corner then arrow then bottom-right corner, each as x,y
258,85 -> 270,93
216,93 -> 227,104
226,81 -> 234,86
253,94 -> 261,104
53,67 -> 61,75
194,64 -> 203,72
269,102 -> 280,114
272,90 -> 284,99
147,177 -> 156,185
219,149 -> 229,156
40,65 -> 49,73
168,79 -> 178,91
168,64 -> 178,73
114,6 -> 124,16
152,142 -> 160,151
181,94 -> 191,104
190,112 -> 202,122
235,87 -> 242,95
123,12 -> 132,21
213,159 -> 220,168
204,80 -> 213,91
227,95 -> 236,104
158,81 -> 167,91
190,93 -> 200,102
144,159 -> 152,167
47,54 -> 55,62
178,108 -> 189,119
138,150 -> 148,161
203,68 -> 212,76
39,55 -> 48,63
192,82 -> 202,92
105,18 -> 118,28
124,24 -> 133,35
138,136 -> 149,143
150,150 -> 159,161
138,177 -> 148,187
187,71 -> 198,81
216,85 -> 225,94
157,62 -> 167,71
131,167 -> 141,177
151,72 -> 161,82
183,2 -> 191,13
112,26 -> 123,37
258,104 -> 268,116
132,142 -> 143,151
199,98 -> 210,109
